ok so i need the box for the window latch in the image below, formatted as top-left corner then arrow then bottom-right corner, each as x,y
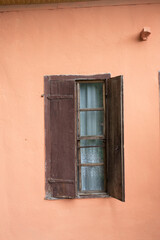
115,145 -> 120,151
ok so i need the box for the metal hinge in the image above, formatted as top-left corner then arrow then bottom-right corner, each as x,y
41,94 -> 73,100
48,178 -> 74,184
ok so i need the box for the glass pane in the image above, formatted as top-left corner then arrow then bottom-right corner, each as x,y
81,147 -> 104,164
80,83 -> 103,109
80,139 -> 104,147
80,111 -> 104,136
81,166 -> 104,191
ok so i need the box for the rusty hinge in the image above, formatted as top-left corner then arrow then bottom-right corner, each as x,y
41,94 -> 73,100
47,95 -> 73,100
48,178 -> 74,184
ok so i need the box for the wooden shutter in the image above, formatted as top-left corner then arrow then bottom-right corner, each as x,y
106,75 -> 125,201
44,77 -> 76,199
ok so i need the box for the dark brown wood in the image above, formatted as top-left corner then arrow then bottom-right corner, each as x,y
74,82 -> 78,195
44,74 -> 111,199
47,74 -> 110,81
1,0 -> 160,6
0,0 -> 94,5
78,145 -> 105,148
47,94 -> 73,100
48,178 -> 74,184
77,83 -> 81,192
77,135 -> 105,140
106,75 -> 125,202
44,76 -> 53,198
51,80 -> 76,198
77,80 -> 104,83
44,78 -> 76,199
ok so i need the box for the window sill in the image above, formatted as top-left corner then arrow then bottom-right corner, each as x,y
45,193 -> 110,200
77,192 -> 110,199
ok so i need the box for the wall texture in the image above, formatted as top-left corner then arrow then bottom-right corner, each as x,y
0,3 -> 160,240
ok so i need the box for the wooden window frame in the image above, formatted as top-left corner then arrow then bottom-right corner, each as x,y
76,80 -> 107,197
44,73 -> 125,201
44,74 -> 110,199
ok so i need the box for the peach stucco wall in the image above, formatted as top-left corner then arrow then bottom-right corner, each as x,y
0,3 -> 160,240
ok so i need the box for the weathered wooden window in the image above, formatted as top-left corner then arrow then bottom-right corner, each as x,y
44,74 -> 125,201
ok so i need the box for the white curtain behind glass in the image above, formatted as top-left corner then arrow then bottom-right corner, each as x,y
80,83 -> 103,136
79,83 -> 104,191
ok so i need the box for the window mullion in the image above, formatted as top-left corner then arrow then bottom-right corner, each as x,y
103,82 -> 107,192
77,83 -> 82,192
78,163 -> 104,166
79,108 -> 104,111
77,136 -> 105,140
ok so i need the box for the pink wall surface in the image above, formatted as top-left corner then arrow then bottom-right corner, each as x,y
0,3 -> 160,240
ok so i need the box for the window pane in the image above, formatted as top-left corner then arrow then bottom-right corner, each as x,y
80,83 -> 103,109
81,147 -> 104,164
81,166 -> 104,191
80,139 -> 104,147
80,111 -> 104,136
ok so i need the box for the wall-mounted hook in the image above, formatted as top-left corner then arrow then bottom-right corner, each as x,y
140,27 -> 151,41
